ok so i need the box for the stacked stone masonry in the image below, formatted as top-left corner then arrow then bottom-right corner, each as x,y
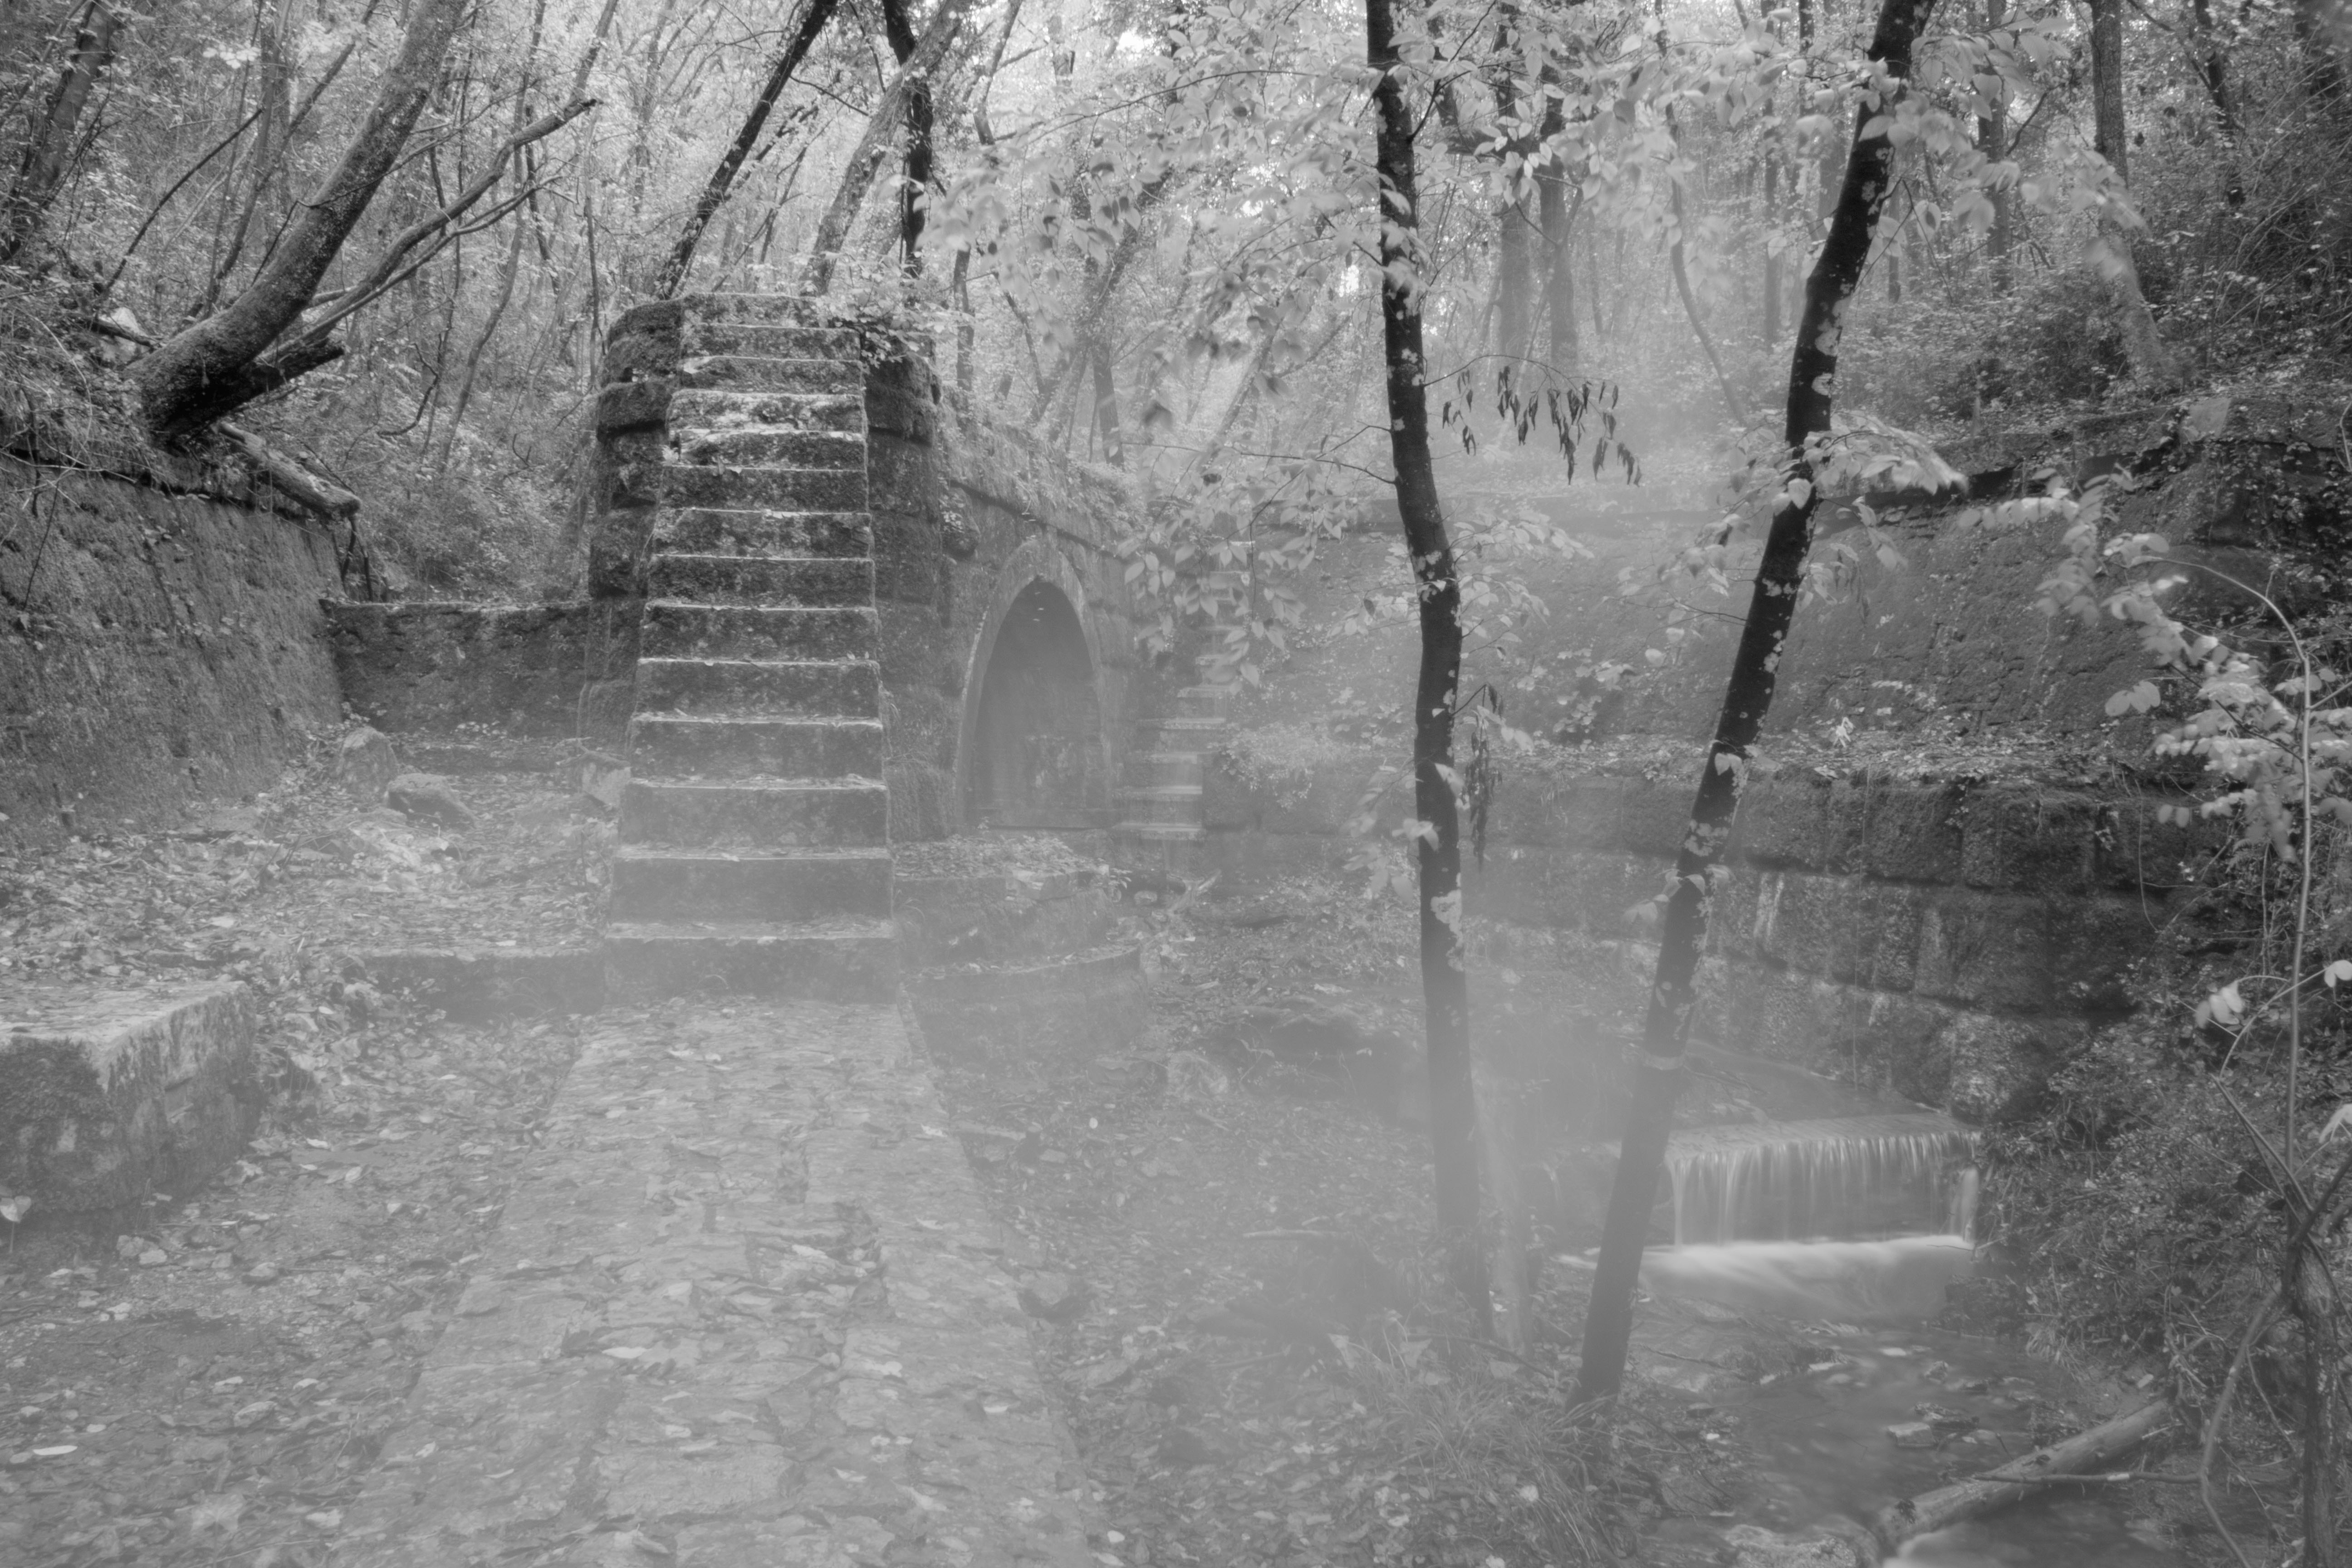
1469,769 -> 2212,1120
596,295 -> 897,1002
1192,758 -> 2223,1123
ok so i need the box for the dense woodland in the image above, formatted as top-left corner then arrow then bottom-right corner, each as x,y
5,0 -> 2352,1558
0,0 -> 2342,591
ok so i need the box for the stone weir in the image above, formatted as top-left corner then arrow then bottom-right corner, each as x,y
597,295 -> 897,1002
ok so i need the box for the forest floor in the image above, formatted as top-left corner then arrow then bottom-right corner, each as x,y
0,734 -> 2210,1568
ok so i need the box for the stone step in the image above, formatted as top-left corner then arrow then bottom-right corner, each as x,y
645,554 -> 874,608
628,714 -> 884,779
671,426 -> 865,470
622,778 -> 890,849
676,356 -> 862,396
1137,716 -> 1227,750
1112,821 -> 1207,844
666,388 -> 865,432
679,321 -> 861,361
609,847 -> 892,921
660,462 -> 866,513
603,918 -> 899,1003
640,603 -> 877,662
633,656 -> 880,719
652,507 -> 872,559
1117,785 -> 1204,825
681,291 -> 834,326
1124,750 -> 1205,787
1179,684 -> 1240,719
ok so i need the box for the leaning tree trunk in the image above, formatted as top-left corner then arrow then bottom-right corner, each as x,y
653,0 -> 840,298
801,0 -> 970,296
1871,1400 -> 2175,1552
134,0 -> 469,436
0,0 -> 123,264
1367,0 -> 1492,1333
1573,0 -> 1940,1408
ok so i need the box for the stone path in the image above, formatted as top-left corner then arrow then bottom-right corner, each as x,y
335,999 -> 1093,1568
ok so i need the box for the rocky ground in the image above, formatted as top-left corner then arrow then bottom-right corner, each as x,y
0,725 -> 2212,1568
1,730 -> 596,1565
0,1002 -> 579,1566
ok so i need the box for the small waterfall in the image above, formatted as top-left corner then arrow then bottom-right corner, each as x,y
1640,1114 -> 1980,1320
1664,1114 -> 1978,1246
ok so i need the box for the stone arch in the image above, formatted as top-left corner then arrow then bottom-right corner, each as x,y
957,539 -> 1113,829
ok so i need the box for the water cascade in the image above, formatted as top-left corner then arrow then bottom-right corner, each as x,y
1638,1113 -> 1980,1320
1665,1114 -> 1979,1245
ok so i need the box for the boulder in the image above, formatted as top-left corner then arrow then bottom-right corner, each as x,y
579,751 -> 629,815
385,773 -> 477,832
336,727 -> 401,804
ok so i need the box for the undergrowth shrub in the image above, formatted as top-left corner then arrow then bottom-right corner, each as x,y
1834,270 -> 2130,427
1980,872 -> 2352,1399
348,456 -> 564,600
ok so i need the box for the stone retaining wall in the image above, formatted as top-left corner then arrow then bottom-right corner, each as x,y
1196,756 -> 2216,1122
0,454 -> 347,845
323,601 -> 592,736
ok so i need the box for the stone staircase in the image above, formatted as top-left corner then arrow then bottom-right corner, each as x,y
1111,661 -> 1234,872
604,298 -> 897,1000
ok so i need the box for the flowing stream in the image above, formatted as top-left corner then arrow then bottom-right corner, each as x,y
1628,1115 -> 2192,1567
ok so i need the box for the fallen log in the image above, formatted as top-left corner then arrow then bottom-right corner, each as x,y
1869,1398 -> 2176,1553
220,422 -> 360,520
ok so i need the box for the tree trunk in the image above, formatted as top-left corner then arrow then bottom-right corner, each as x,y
1573,0 -> 1940,1409
1670,179 -> 1740,419
2184,0 -> 2247,207
1536,82 -> 1581,378
0,0 -> 122,264
2291,1237 -> 2339,1567
1493,11 -> 1534,373
1498,199 -> 1534,366
879,0 -> 935,273
2088,0 -> 2130,184
801,0 -> 970,296
440,0 -> 549,468
1476,1062 -> 1531,1350
653,0 -> 839,298
134,0 -> 470,436
146,93 -> 588,435
1980,0 -> 2013,283
1762,152 -> 1782,343
2087,0 -> 2180,389
1090,340 -> 1124,466
1367,0 -> 1491,1333
1026,171 -> 1171,425
970,0 -> 1026,145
